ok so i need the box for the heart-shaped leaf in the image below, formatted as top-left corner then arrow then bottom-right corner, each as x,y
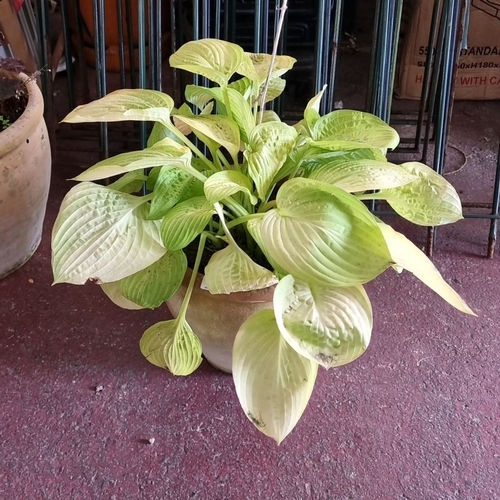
274,275 -> 373,369
233,309 -> 318,444
260,178 -> 392,286
376,162 -> 464,226
63,89 -> 174,126
52,183 -> 165,284
100,281 -> 145,310
203,170 -> 257,205
160,197 -> 215,251
119,250 -> 187,308
140,318 -> 203,376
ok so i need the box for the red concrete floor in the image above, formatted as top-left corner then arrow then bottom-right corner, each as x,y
2,36 -> 500,500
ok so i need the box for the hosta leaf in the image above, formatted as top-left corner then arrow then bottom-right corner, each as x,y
311,110 -> 400,150
169,38 -> 254,87
107,170 -> 147,194
233,309 -> 318,444
52,183 -> 165,284
378,222 -> 475,315
148,165 -> 204,220
203,170 -> 257,205
174,114 -> 241,158
261,110 -> 281,123
118,250 -> 187,308
100,281 -> 145,310
304,85 -> 326,129
140,318 -> 203,376
260,178 -> 392,286
376,162 -> 464,226
274,275 -> 373,369
63,89 -> 173,126
204,243 -> 278,294
246,53 -> 297,81
73,138 -> 192,181
185,85 -> 255,143
309,159 -> 418,192
244,122 -> 298,201
147,121 -> 182,147
160,197 -> 215,251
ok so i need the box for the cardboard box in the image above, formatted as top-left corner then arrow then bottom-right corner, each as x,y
397,0 -> 500,100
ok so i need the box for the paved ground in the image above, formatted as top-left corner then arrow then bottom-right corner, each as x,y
2,21 -> 500,500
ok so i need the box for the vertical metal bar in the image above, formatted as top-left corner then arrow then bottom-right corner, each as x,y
319,0 -> 332,115
34,0 -> 51,106
138,0 -> 147,150
488,143 -> 500,258
93,0 -> 108,159
215,0 -> 222,39
72,0 -> 90,102
314,0 -> 327,93
201,0 -> 210,87
227,0 -> 236,42
171,0 -> 181,103
366,0 -> 381,112
156,0 -> 162,90
59,0 -> 76,108
193,0 -> 200,89
149,0 -> 156,89
255,0 -> 264,52
326,0 -> 344,112
117,0 -> 127,88
262,0 -> 270,52
125,0 -> 137,88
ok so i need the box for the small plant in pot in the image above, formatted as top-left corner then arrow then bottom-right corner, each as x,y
51,35 -> 474,442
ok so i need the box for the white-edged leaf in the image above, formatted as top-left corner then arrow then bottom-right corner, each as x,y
118,251 -> 187,308
378,222 -> 475,315
312,109 -> 400,150
244,122 -> 298,200
52,183 -> 165,284
274,275 -> 373,369
174,114 -> 241,158
377,162 -> 464,226
309,159 -> 418,192
233,309 -> 318,444
169,38 -> 254,87
140,318 -> 203,376
100,281 -> 145,310
73,138 -> 192,181
160,197 -> 215,251
260,178 -> 392,286
203,170 -> 257,205
63,89 -> 173,126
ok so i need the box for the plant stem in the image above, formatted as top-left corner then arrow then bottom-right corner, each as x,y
178,233 -> 207,321
223,87 -> 233,121
257,200 -> 277,213
225,213 -> 265,230
257,0 -> 289,125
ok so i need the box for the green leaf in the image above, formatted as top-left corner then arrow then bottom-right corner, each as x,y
304,85 -> 326,129
148,165 -> 204,220
233,309 -> 318,444
118,251 -> 187,308
169,38 -> 254,87
174,114 -> 241,159
107,170 -> 147,194
261,110 -> 281,123
185,85 -> 255,143
203,170 -> 257,205
147,121 -> 182,147
311,110 -> 400,150
376,162 -> 464,226
377,222 -> 475,315
204,243 -> 278,294
73,138 -> 192,182
259,178 -> 392,286
274,275 -> 373,369
244,122 -> 298,201
63,89 -> 174,126
100,281 -> 145,310
246,53 -> 297,81
52,183 -> 166,284
140,318 -> 203,376
160,197 -> 215,251
309,159 -> 418,192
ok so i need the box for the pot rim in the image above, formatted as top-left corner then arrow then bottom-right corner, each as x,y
0,73 -> 44,157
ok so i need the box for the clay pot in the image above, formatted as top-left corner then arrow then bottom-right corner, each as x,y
68,0 -> 170,72
167,270 -> 276,373
0,74 -> 51,279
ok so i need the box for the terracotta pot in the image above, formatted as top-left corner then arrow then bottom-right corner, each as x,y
167,269 -> 276,373
0,74 -> 51,279
68,0 -> 170,72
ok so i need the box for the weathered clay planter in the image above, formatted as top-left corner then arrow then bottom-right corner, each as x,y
167,269 -> 275,373
0,74 -> 51,279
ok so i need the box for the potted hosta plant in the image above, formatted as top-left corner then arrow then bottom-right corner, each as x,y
0,57 -> 51,278
51,37 -> 474,443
